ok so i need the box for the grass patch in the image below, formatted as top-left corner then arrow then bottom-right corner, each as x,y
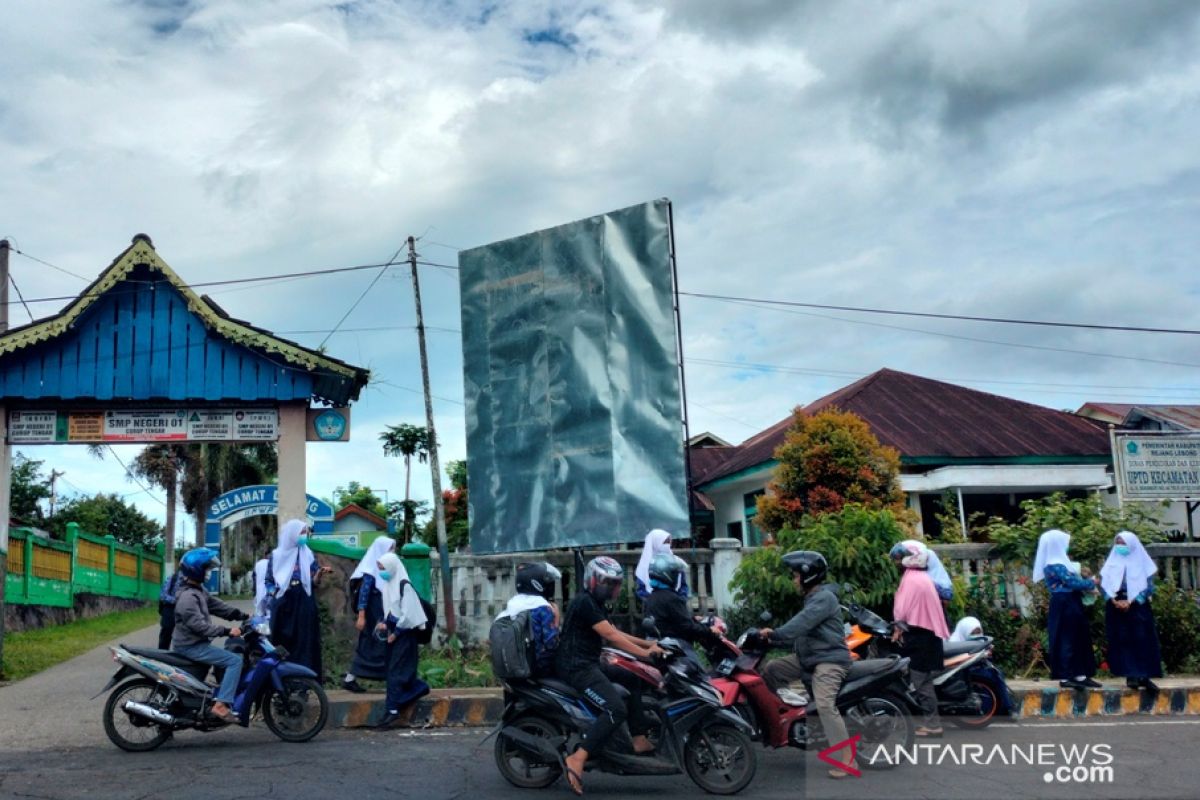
1,607 -> 160,682
418,646 -> 496,689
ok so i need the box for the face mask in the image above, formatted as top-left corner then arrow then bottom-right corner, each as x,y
1114,545 -> 1131,557
379,570 -> 393,582
204,569 -> 213,581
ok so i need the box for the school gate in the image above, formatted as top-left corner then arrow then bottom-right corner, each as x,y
0,235 -> 368,612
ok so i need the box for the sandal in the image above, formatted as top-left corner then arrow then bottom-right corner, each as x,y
915,727 -> 944,738
828,761 -> 860,779
563,764 -> 584,796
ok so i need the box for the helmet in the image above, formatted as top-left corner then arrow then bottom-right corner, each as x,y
179,548 -> 221,582
781,550 -> 827,589
516,562 -> 562,600
648,553 -> 686,591
584,556 -> 624,602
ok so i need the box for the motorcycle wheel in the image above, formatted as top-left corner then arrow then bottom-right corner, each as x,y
263,676 -> 329,742
494,715 -> 562,789
951,679 -> 1000,729
103,678 -> 173,752
683,723 -> 757,795
844,694 -> 914,770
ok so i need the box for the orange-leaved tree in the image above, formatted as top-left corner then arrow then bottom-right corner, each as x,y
756,406 -> 905,534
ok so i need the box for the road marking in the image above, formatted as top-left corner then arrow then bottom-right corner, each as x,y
993,719 -> 1200,728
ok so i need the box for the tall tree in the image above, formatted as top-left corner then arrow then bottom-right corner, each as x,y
10,454 -> 51,525
47,494 -> 163,549
380,424 -> 432,543
130,445 -> 185,574
331,481 -> 387,518
756,407 -> 906,535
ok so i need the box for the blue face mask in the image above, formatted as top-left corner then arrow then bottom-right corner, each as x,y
1114,545 -> 1131,557
379,570 -> 393,582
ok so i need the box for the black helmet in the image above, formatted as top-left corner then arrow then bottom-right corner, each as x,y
648,554 -> 686,591
782,550 -> 828,589
516,561 -> 561,600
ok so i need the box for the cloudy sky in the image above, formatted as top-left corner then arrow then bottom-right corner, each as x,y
2,0 -> 1199,544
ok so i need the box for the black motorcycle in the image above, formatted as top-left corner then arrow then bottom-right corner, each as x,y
492,638 -> 758,795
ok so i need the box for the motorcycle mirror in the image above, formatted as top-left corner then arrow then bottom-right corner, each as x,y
641,616 -> 660,637
759,611 -> 773,623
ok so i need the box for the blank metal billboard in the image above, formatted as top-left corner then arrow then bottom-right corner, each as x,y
458,199 -> 689,554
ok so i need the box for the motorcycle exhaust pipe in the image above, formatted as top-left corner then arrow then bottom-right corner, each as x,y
499,726 -> 561,762
123,700 -> 176,726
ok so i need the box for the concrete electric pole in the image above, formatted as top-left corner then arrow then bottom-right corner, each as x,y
0,239 -> 11,674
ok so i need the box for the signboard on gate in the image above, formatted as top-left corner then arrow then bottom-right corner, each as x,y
1112,431 -> 1200,501
5,408 -> 281,444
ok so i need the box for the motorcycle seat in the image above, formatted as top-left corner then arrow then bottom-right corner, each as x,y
846,658 -> 896,680
123,645 -> 207,669
942,638 -> 991,658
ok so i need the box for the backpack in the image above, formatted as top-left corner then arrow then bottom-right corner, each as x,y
489,611 -> 534,680
400,580 -> 437,645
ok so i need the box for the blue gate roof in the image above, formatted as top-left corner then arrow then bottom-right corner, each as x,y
0,235 -> 369,405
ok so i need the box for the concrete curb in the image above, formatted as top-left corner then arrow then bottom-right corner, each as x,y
329,681 -> 1200,729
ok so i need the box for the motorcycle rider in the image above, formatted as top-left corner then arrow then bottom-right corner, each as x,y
556,556 -> 667,796
496,561 -> 562,678
641,553 -> 722,663
171,548 -> 250,724
759,550 -> 857,779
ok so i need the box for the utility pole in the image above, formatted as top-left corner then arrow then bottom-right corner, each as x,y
48,469 -> 65,517
0,239 -> 11,674
408,236 -> 456,637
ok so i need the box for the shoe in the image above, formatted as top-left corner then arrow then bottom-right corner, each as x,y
373,710 -> 403,730
1082,678 -> 1102,689
778,688 -> 809,707
1126,678 -> 1140,689
1059,679 -> 1086,690
209,704 -> 237,724
1141,679 -> 1159,692
342,679 -> 367,694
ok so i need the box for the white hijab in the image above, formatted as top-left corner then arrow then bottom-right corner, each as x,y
271,519 -> 315,596
350,537 -> 396,583
949,616 -> 983,643
635,529 -> 674,588
901,539 -> 952,595
1033,529 -> 1076,583
1100,531 -> 1157,600
496,593 -> 550,621
253,558 -> 270,617
377,553 -> 428,631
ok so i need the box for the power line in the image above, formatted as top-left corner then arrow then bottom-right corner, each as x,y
277,324 -> 461,335
105,445 -> 166,507
681,290 -> 1200,336
10,247 -> 90,281
318,247 -> 403,349
8,274 -> 34,322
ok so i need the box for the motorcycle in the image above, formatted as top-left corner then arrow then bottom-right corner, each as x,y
704,626 -> 917,768
97,615 -> 329,751
844,603 -> 1012,728
492,635 -> 759,795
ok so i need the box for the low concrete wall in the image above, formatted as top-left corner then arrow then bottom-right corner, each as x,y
3,593 -> 149,633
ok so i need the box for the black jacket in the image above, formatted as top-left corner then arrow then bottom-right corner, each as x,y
642,588 -> 719,648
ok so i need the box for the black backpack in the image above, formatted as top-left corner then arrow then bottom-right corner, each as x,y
489,611 -> 534,679
400,580 -> 437,645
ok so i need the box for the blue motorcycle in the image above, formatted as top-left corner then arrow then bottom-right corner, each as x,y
98,616 -> 328,751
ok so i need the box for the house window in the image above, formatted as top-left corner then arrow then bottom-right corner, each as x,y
743,490 -> 766,547
726,521 -> 744,542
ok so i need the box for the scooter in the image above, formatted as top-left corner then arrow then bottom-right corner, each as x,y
492,636 -> 759,795
844,603 -> 1012,728
97,615 -> 329,751
704,626 -> 917,769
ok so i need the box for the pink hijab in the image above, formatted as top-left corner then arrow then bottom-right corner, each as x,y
894,563 -> 951,640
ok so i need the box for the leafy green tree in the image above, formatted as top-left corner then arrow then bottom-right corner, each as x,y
380,423 -> 432,542
47,493 -> 164,549
446,459 -> 467,491
178,443 -> 278,541
130,445 -> 185,571
756,408 -> 906,535
10,454 -> 52,524
332,481 -> 388,518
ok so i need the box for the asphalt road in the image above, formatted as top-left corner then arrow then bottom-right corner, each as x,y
1,717 -> 1198,800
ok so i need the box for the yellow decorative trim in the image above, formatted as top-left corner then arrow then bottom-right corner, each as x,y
0,241 -> 363,381
1054,690 -> 1073,718
1086,692 -> 1104,716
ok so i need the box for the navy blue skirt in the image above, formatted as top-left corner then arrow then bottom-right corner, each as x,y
271,584 -> 324,681
1105,600 -> 1163,679
350,590 -> 388,680
1047,592 -> 1096,679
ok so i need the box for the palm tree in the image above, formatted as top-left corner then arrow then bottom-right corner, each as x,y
380,424 -> 431,543
130,444 -> 185,573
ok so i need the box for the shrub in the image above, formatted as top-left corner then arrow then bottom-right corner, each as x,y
1150,582 -> 1200,673
730,505 -> 907,622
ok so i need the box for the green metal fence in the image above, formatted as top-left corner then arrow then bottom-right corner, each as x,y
3,523 -> 163,607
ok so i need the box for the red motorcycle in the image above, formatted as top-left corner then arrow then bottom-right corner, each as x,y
703,625 -> 917,768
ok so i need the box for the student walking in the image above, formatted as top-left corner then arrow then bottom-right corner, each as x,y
264,519 -> 332,680
342,537 -> 397,692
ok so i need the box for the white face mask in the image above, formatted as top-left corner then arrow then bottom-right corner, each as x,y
204,569 -> 213,581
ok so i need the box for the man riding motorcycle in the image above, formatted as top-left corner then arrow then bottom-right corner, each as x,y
759,550 -> 858,779
641,553 -> 723,663
170,548 -> 250,723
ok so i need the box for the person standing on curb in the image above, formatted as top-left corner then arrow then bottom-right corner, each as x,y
890,542 -> 951,739
1101,531 -> 1162,692
342,537 -> 397,693
1034,529 -> 1101,690
372,552 -> 431,729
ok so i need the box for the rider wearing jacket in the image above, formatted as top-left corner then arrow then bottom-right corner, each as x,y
641,554 -> 721,661
171,548 -> 250,723
760,551 -> 857,779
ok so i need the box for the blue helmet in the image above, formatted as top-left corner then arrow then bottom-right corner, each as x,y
179,548 -> 220,582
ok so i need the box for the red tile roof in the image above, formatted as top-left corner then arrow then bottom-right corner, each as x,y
696,369 -> 1112,486
334,503 -> 387,529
